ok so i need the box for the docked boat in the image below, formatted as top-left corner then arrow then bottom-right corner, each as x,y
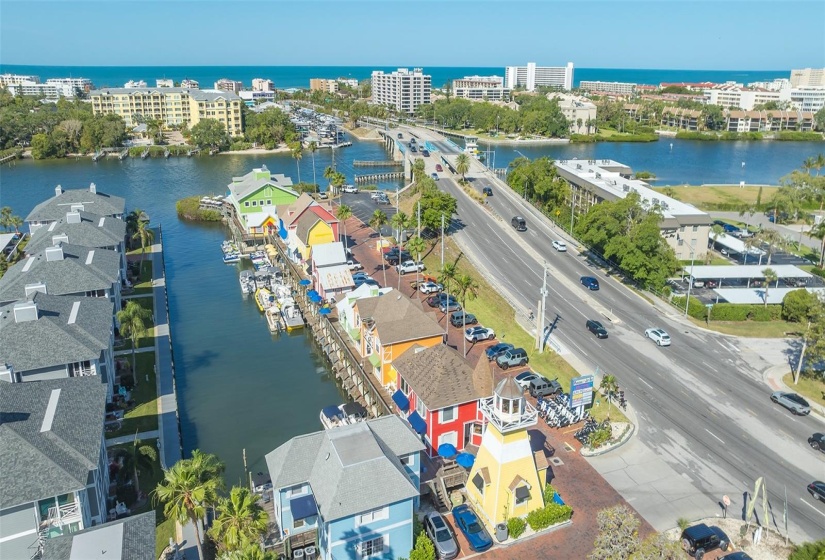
320,402 -> 368,430
253,270 -> 271,290
222,240 -> 238,254
223,252 -> 241,264
255,288 -> 275,312
280,299 -> 304,331
239,270 -> 255,294
265,306 -> 283,333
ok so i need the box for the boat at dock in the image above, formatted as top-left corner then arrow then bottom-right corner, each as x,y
255,287 -> 276,312
239,270 -> 255,294
223,252 -> 241,264
319,402 -> 368,429
265,306 -> 283,333
280,298 -> 304,331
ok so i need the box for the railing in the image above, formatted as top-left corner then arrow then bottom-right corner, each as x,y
478,397 -> 537,433
47,501 -> 80,526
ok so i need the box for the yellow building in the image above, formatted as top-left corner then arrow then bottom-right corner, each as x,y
354,291 -> 444,387
89,87 -> 244,136
466,378 -> 547,528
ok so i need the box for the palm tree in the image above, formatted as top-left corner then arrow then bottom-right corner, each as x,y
290,143 -> 302,184
406,235 -> 427,295
811,221 -> 825,267
756,228 -> 782,265
412,158 -> 426,183
737,203 -> 756,230
130,436 -> 157,497
335,204 -> 352,253
369,210 -> 389,286
599,374 -> 619,420
456,272 -> 480,356
815,153 -> 825,176
455,153 -> 471,182
390,211 -> 410,246
803,156 -> 816,175
438,263 -> 458,314
308,141 -> 318,191
125,208 -> 143,239
0,207 -> 12,232
209,486 -> 268,553
132,220 -> 155,264
218,543 -> 278,560
706,224 -> 724,264
154,452 -> 223,560
8,215 -> 22,234
762,267 -> 778,307
116,301 -> 152,384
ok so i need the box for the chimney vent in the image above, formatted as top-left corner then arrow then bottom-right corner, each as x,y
52,234 -> 69,246
45,246 -> 64,262
89,182 -> 97,194
66,212 -> 81,224
13,301 -> 38,323
24,283 -> 47,298
70,203 -> 85,212
55,185 -> 63,197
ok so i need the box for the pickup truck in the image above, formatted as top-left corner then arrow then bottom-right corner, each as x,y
396,260 -> 425,275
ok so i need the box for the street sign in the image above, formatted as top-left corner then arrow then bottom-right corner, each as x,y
570,374 -> 595,408
705,304 -> 714,308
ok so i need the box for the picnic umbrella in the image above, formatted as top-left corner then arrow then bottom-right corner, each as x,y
437,443 -> 458,458
455,452 -> 475,468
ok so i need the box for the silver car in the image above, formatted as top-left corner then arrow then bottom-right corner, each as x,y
771,391 -> 811,415
423,511 -> 459,559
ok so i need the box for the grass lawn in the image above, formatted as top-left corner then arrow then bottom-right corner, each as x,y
110,351 -> 159,437
136,260 -> 153,285
687,316 -> 799,338
421,235 -> 626,423
116,325 -> 157,351
652,185 -> 778,208
782,372 -> 825,409
681,258 -> 731,266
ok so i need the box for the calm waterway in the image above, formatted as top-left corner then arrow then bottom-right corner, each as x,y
0,136 -> 815,485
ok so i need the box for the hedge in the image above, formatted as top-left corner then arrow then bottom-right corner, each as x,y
676,131 -> 764,141
175,196 -> 223,222
507,517 -> 527,539
775,131 -> 824,141
569,134 -> 597,143
810,267 -> 825,278
525,502 -> 573,531
672,295 -> 781,321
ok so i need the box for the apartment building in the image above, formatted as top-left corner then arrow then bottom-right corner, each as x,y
703,83 -> 788,110
310,78 -> 340,93
0,73 -> 40,87
89,87 -> 244,136
790,87 -> 825,113
156,78 -> 174,88
180,78 -> 199,89
579,80 -> 636,95
370,68 -> 431,114
124,80 -> 147,88
452,75 -> 510,101
661,107 -> 701,131
214,78 -> 243,94
547,93 -> 597,133
252,78 -> 275,92
6,82 -> 78,100
791,68 -> 825,87
725,110 -> 815,133
505,62 -> 574,91
554,159 -> 711,260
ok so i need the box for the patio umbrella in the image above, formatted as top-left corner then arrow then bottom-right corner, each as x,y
437,443 -> 458,458
307,290 -> 319,297
299,279 -> 311,286
310,293 -> 322,303
319,307 -> 332,315
455,452 -> 475,469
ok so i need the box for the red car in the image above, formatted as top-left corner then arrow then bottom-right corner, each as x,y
435,164 -> 443,172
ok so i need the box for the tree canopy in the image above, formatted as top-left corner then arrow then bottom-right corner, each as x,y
189,118 -> 230,150
244,107 -> 297,149
507,156 -> 570,211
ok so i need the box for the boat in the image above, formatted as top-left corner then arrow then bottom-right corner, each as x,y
280,299 -> 304,331
163,149 -> 171,159
221,240 -> 238,254
223,252 -> 241,264
255,287 -> 275,312
239,270 -> 255,294
253,270 -> 271,290
265,306 -> 283,333
320,402 -> 368,430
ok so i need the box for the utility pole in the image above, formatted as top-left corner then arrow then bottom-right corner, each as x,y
417,201 -> 421,238
569,191 -> 576,236
536,263 -> 548,351
441,214 -> 445,269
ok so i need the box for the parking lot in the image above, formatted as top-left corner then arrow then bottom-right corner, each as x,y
339,190 -> 398,239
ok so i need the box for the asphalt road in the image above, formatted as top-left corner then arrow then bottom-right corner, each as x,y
340,190 -> 397,240
404,126 -> 825,541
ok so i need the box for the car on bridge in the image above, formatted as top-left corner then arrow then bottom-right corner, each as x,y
644,328 -> 671,346
511,216 -> 527,231
770,391 -> 811,415
482,186 -> 492,196
421,149 -> 430,157
808,433 -> 825,453
552,240 -> 567,252
586,320 -> 608,339
581,276 -> 600,290
431,172 -> 439,181
465,326 -> 495,343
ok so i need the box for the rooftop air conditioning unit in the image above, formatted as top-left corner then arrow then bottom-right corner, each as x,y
652,198 -> 659,206
595,172 -> 601,179
576,164 -> 582,170
622,185 -> 630,192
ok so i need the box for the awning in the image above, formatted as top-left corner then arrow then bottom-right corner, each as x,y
408,411 -> 427,434
392,389 -> 410,411
290,494 -> 318,521
368,354 -> 381,368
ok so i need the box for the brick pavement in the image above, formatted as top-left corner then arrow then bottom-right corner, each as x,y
342,215 -> 656,558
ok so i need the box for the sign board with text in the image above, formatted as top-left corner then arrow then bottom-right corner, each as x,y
570,374 -> 595,408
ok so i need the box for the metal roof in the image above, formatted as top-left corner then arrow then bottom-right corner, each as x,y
683,264 -> 812,280
713,287 -> 825,305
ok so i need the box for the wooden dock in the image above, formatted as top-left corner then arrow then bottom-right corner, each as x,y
355,171 -> 404,184
353,160 -> 403,167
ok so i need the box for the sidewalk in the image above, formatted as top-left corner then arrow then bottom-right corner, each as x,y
764,364 -> 825,421
106,430 -> 160,447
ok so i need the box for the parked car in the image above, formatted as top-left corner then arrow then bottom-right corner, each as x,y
580,276 -> 600,290
452,505 -> 493,552
421,149 -> 430,157
450,311 -> 477,327
427,293 -> 457,308
397,133 -> 403,139
370,191 -> 384,200
552,240 -> 567,252
586,319 -> 608,339
514,371 -> 541,390
396,260 -> 425,274
431,172 -> 440,180
436,164 -> 444,172
418,281 -> 443,294
423,511 -> 459,560
384,250 -> 411,265
529,376 -> 563,398
808,481 -> 825,501
511,216 -> 527,231
644,328 -> 671,346
771,391 -> 811,415
376,196 -> 391,205
680,524 -> 730,559
352,272 -> 372,282
483,186 -> 493,196
355,278 -> 379,288
341,184 -> 358,194
346,259 -> 363,271
486,342 -> 514,361
465,326 -> 495,343
683,275 -> 705,288
440,301 -> 462,313
496,347 -> 529,369
720,553 -> 753,560
808,433 -> 825,453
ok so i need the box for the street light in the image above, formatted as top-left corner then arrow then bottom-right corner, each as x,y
684,246 -> 696,317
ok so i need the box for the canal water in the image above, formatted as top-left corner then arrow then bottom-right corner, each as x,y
0,136 -> 814,485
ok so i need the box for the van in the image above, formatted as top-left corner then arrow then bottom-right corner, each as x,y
511,216 -> 527,231
528,377 -> 563,398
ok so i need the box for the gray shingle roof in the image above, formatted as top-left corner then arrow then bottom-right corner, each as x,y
227,167 -> 295,201
25,188 -> 125,224
265,416 -> 424,521
393,344 -> 481,410
26,211 -> 126,256
0,376 -> 107,509
0,243 -> 120,304
294,213 -> 322,244
0,292 -> 113,373
355,291 -> 444,345
43,511 -> 155,560
91,87 -> 242,102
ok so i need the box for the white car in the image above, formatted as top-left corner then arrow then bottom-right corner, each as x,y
644,328 -> 671,346
396,260 -> 425,275
370,191 -> 385,200
342,185 -> 358,194
465,326 -> 495,343
418,281 -> 442,294
552,240 -> 567,252
347,260 -> 363,271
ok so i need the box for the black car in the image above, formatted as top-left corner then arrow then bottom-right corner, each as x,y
581,276 -> 600,290
809,433 -> 825,453
427,293 -> 457,308
720,553 -> 753,560
680,524 -> 729,559
808,480 -> 825,501
483,187 -> 493,196
511,216 -> 527,231
384,249 -> 411,265
450,311 -> 477,327
586,319 -> 608,339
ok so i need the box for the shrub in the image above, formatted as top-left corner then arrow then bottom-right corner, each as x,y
810,267 -> 825,278
775,131 -> 824,142
634,171 -> 656,180
676,131 -> 719,141
570,133 -> 597,143
229,141 -> 254,151
507,517 -> 527,539
676,517 -> 690,531
175,196 -> 223,222
600,133 -> 658,142
789,538 -> 825,560
408,532 -> 436,560
588,426 -> 612,449
543,483 -> 556,504
525,502 -> 573,531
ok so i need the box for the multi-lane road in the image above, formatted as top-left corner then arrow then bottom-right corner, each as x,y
400,125 -> 825,542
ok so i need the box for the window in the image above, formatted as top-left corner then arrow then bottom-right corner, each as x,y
472,473 -> 485,495
359,536 -> 385,558
357,507 -> 389,526
288,484 -> 307,497
679,226 -> 685,232
514,485 -> 530,506
438,431 -> 458,449
439,406 -> 457,423
692,225 -> 698,232
294,519 -> 305,529
244,202 -> 250,207
400,454 -> 413,466
399,377 -> 409,395
252,200 -> 257,206
677,239 -> 684,246
416,398 -> 427,418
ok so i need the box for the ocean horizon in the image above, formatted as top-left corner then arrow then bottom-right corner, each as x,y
0,64 -> 789,90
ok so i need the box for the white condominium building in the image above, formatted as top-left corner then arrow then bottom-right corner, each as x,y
7,81 -> 78,100
452,75 -> 510,101
791,68 -> 825,87
156,79 -> 174,88
181,78 -> 199,89
703,84 -> 787,110
370,68 -> 431,114
579,80 -> 636,95
547,93 -> 597,133
252,78 -> 275,92
124,80 -> 148,88
790,87 -> 825,113
0,73 -> 40,87
214,78 -> 243,94
505,62 -> 574,91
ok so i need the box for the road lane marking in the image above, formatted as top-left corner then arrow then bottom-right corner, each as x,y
705,429 -> 725,444
799,498 -> 825,518
638,378 -> 653,389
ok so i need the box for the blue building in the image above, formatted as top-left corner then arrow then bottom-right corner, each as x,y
265,415 -> 424,560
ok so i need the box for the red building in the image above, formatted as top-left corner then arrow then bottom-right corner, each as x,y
390,344 -> 491,458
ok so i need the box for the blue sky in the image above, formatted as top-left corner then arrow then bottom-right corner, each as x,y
1,1 -> 823,69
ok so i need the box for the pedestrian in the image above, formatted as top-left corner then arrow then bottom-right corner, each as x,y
528,310 -> 534,321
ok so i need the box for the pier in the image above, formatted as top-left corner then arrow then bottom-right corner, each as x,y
353,160 -> 403,167
355,171 -> 404,184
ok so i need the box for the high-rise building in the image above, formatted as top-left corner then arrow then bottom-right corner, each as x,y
310,78 -> 340,93
452,76 -> 510,101
45,77 -> 94,93
370,68 -> 431,114
579,80 -> 636,95
7,82 -> 77,100
505,62 -> 574,91
790,68 -> 825,87
214,78 -> 243,94
0,73 -> 40,87
252,78 -> 275,92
